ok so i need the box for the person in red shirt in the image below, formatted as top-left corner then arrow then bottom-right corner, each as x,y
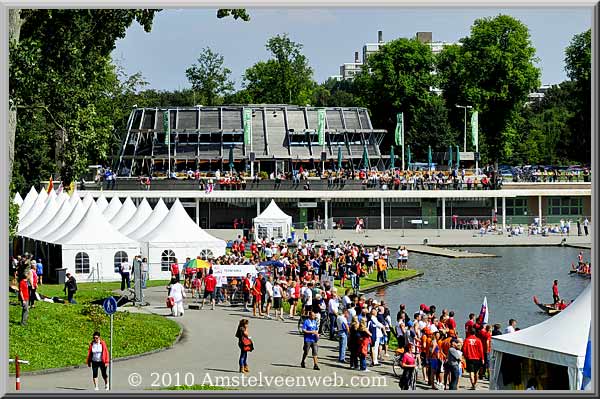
242,273 -> 252,311
446,310 -> 457,330
552,279 -> 560,305
19,274 -> 30,326
464,313 -> 476,337
477,324 -> 493,380
86,331 -> 110,390
170,260 -> 179,279
252,275 -> 263,317
201,270 -> 217,310
463,328 -> 484,390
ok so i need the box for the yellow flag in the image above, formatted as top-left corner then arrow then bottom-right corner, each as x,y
68,181 -> 75,195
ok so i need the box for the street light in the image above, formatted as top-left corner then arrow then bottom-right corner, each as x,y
455,104 -> 473,152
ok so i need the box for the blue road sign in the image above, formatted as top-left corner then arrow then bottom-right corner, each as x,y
103,297 -> 118,315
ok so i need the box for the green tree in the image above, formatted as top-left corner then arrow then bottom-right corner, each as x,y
437,15 -> 540,164
242,34 -> 315,105
186,47 -> 234,106
353,37 -> 446,156
313,78 -> 361,107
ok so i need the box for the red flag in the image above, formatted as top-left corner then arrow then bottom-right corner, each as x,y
47,176 -> 54,193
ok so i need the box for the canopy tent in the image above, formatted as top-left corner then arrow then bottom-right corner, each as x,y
120,198 -> 152,236
55,201 -> 140,282
490,285 -> 591,391
13,192 -> 23,207
253,200 -> 292,241
18,189 -> 49,231
109,197 -> 136,230
19,187 -> 38,218
103,197 -> 122,221
139,199 -> 226,279
96,195 -> 109,213
18,191 -> 67,238
30,198 -> 74,242
127,199 -> 169,241
42,194 -> 94,244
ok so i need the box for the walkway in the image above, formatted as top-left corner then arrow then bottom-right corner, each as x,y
15,285 -> 488,393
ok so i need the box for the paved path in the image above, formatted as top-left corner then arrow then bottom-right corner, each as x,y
15,286 -> 488,393
406,245 -> 497,258
206,228 -> 592,249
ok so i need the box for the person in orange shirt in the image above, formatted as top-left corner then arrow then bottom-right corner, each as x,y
440,332 -> 454,390
376,258 -> 388,283
421,328 -> 432,384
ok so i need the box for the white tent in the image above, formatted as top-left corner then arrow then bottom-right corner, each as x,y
43,194 -> 94,244
96,195 -> 109,213
490,285 -> 591,391
31,198 -> 74,242
253,200 -> 292,241
120,198 -> 152,236
109,197 -> 136,230
139,199 -> 226,279
127,199 -> 169,241
55,201 -> 140,282
19,187 -> 38,218
13,192 -> 23,206
18,189 -> 49,231
18,191 -> 67,238
103,197 -> 122,221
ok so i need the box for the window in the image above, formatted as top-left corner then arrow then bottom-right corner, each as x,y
114,251 -> 128,273
75,252 -> 90,274
258,226 -> 268,239
506,198 -> 528,216
548,197 -> 583,216
161,249 -> 176,272
200,249 -> 214,260
273,226 -> 283,238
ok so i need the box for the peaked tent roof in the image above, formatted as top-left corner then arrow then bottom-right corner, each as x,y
127,199 -> 169,241
96,195 -> 109,213
31,198 -> 74,242
19,191 -> 67,237
110,197 -> 137,230
140,199 -> 226,247
55,201 -> 139,247
44,194 -> 94,244
19,189 -> 50,230
103,197 -> 122,222
120,198 -> 152,236
492,284 -> 591,369
13,192 -> 23,206
19,187 -> 38,218
254,199 -> 292,223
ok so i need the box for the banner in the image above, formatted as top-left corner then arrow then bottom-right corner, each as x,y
317,108 -> 326,146
479,296 -> 489,325
471,110 -> 478,148
212,264 -> 258,279
163,111 -> 170,145
394,113 -> 404,146
243,108 -> 253,146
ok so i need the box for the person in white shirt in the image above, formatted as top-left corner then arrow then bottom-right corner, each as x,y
327,292 -> 340,339
272,281 -> 285,321
504,318 -> 517,334
169,278 -> 186,317
368,308 -> 385,366
336,309 -> 350,363
264,276 -> 274,319
120,260 -> 132,291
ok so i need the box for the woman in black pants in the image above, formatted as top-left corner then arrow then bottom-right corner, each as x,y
86,331 -> 110,390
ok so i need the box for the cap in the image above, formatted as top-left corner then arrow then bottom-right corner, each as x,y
407,320 -> 414,327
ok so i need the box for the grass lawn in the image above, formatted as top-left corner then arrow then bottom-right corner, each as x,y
9,280 -> 178,373
333,268 -> 420,292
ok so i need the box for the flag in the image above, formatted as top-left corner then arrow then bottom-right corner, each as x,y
427,145 -> 432,170
471,110 -> 478,148
163,111 -> 170,145
337,146 -> 343,170
68,181 -> 75,196
317,108 -> 326,146
243,108 -> 252,146
47,176 -> 54,193
448,146 -> 453,169
581,326 -> 591,390
456,145 -> 460,167
394,113 -> 404,146
479,296 -> 489,325
362,146 -> 369,169
407,145 -> 411,170
390,145 -> 395,169
228,146 -> 235,171
56,182 -> 64,196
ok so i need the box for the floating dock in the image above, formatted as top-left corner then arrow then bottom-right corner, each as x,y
406,245 -> 497,258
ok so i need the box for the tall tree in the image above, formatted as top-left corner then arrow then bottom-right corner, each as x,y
186,47 -> 234,106
437,15 -> 540,164
242,34 -> 315,105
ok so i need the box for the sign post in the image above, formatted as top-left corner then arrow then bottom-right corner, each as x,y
103,297 -> 118,391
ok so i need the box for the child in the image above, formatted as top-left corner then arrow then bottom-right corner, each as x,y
191,274 -> 201,301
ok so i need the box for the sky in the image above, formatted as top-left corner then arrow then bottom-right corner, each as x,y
112,8 -> 592,92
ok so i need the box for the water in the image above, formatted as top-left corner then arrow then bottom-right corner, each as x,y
375,247 -> 591,333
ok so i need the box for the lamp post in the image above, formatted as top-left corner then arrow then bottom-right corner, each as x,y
455,104 -> 472,152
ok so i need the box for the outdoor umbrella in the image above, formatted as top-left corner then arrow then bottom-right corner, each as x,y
188,258 -> 211,269
259,260 -> 285,268
228,146 -> 234,171
449,145 -> 453,170
337,146 -> 343,170
456,145 -> 460,169
407,145 -> 412,171
428,145 -> 432,170
362,145 -> 369,169
390,145 -> 395,170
